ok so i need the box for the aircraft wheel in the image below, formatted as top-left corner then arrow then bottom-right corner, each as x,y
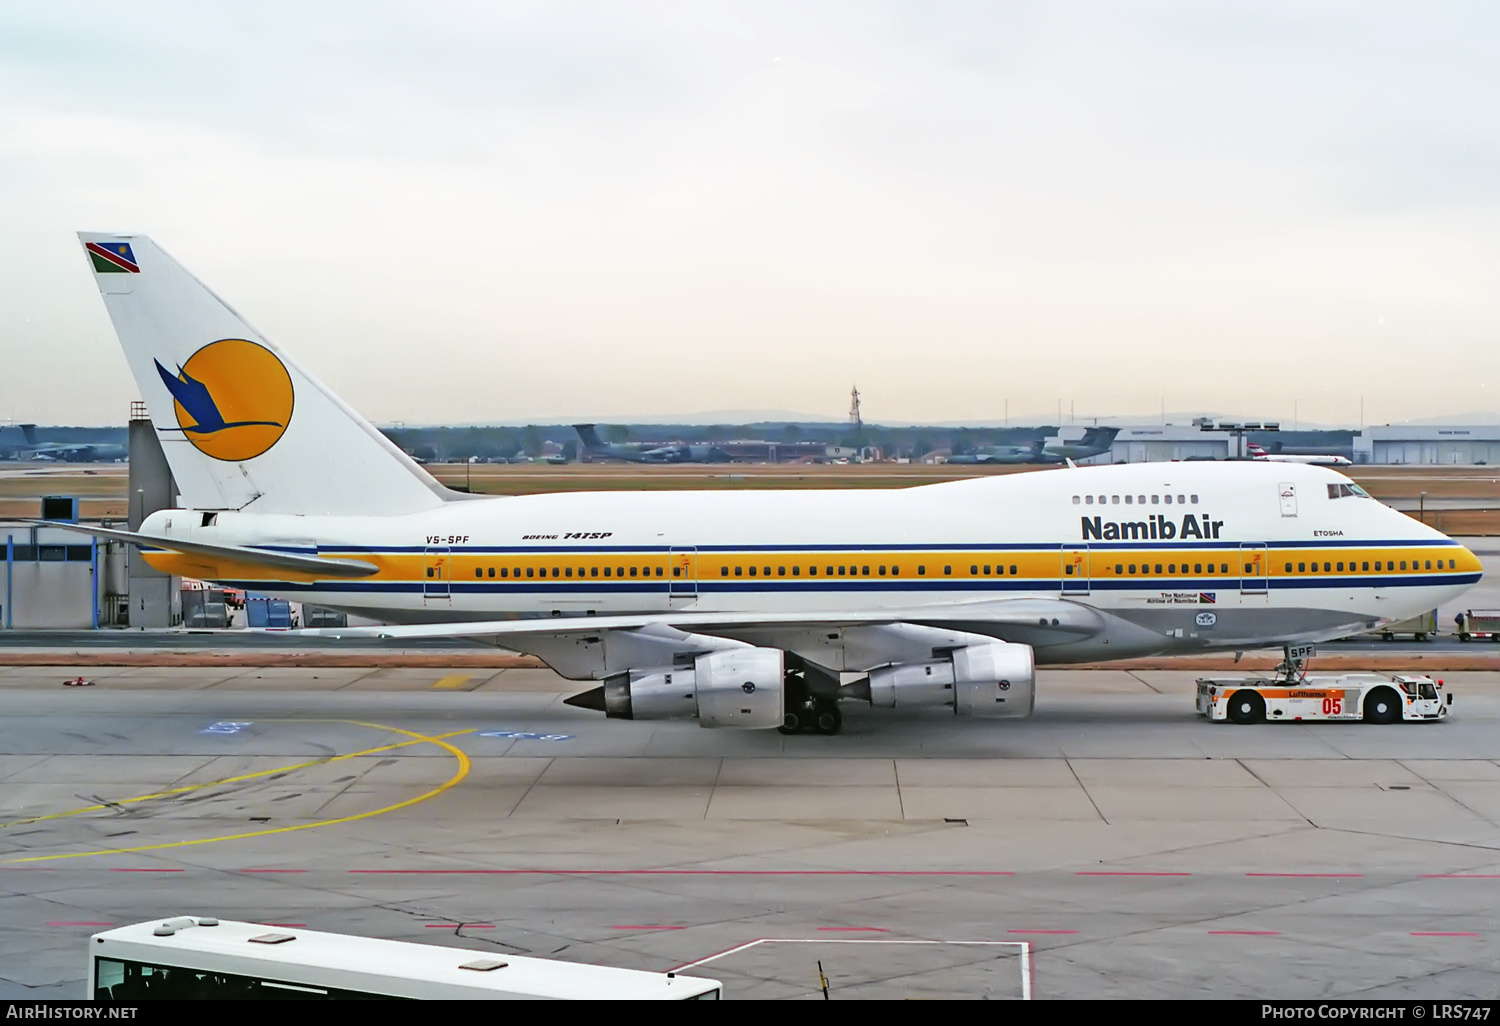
812,699 -> 843,736
1227,690 -> 1265,725
1363,687 -> 1401,724
779,671 -> 813,734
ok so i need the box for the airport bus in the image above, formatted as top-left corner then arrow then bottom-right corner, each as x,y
89,917 -> 721,1000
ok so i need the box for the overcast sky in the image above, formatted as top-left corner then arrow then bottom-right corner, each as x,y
2,2 -> 1497,427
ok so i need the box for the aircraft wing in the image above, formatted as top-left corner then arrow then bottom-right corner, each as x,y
298,597 -> 1105,642
29,521 -> 380,578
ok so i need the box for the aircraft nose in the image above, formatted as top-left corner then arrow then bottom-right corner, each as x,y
1459,542 -> 1484,580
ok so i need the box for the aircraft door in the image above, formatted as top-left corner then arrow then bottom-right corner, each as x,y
1240,543 -> 1268,595
423,546 -> 451,604
1061,546 -> 1089,595
668,547 -> 697,605
1278,482 -> 1297,517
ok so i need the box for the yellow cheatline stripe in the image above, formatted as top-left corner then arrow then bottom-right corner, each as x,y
430,674 -> 472,690
1,720 -> 472,865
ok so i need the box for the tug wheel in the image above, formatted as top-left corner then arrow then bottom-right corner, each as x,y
1227,690 -> 1265,725
1363,687 -> 1401,724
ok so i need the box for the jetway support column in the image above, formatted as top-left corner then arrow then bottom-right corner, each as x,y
127,406 -> 181,628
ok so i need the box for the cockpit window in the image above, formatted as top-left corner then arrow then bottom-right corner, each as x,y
1327,482 -> 1370,500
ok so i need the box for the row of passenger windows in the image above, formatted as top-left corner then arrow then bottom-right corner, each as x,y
1073,493 -> 1197,506
441,555 -> 1460,581
455,565 -> 667,579
447,563 -> 1038,580
719,564 -> 1019,577
1108,562 -> 1231,576
1285,558 -> 1456,573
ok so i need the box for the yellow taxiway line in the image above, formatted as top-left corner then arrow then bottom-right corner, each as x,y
1,720 -> 472,865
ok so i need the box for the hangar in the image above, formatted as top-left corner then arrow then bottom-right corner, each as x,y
1094,426 -> 1230,464
1354,426 -> 1500,465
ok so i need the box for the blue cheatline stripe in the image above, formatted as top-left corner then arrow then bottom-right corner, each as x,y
332,544 -> 667,554
216,572 -> 1478,597
1273,573 -> 1480,591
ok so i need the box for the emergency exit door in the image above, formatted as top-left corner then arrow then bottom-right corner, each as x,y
668,547 -> 697,605
1061,547 -> 1089,595
423,546 -> 451,604
1240,543 -> 1268,594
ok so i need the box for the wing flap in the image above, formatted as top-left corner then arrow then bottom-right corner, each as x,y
299,597 -> 1104,642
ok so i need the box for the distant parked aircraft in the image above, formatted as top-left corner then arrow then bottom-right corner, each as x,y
573,424 -> 733,464
948,427 -> 1120,465
1246,443 -> 1352,467
4,424 -> 128,462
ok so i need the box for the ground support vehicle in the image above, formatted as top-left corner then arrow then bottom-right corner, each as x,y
89,917 -> 721,1000
1369,609 -> 1438,642
1197,673 -> 1450,724
1456,610 -> 1500,642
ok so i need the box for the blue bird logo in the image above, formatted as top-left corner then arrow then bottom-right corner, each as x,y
155,360 -> 283,434
152,339 -> 295,462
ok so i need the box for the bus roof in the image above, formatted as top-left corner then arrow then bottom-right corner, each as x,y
92,918 -> 719,1000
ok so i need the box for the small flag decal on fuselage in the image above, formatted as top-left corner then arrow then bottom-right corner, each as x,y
1199,592 -> 1217,604
86,241 -> 139,273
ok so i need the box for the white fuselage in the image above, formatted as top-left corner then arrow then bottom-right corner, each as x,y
142,461 -> 1480,663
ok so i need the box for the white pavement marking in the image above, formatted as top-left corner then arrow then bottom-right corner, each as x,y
669,938 -> 1032,1000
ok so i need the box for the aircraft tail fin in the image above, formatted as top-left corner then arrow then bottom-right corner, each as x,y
573,423 -> 604,450
78,233 -> 451,516
18,424 -> 37,446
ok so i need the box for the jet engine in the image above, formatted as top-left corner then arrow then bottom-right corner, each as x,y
864,642 -> 1035,719
599,647 -> 785,729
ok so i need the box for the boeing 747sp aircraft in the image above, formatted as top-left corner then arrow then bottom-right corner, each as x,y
63,234 -> 1482,735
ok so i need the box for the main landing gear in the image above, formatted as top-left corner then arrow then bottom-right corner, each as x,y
780,695 -> 842,736
778,664 -> 843,735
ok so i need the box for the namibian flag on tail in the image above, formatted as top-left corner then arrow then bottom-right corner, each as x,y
86,241 -> 139,273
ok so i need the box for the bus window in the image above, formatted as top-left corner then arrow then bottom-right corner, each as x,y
95,957 -> 385,1000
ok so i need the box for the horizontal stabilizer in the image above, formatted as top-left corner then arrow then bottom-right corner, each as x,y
29,521 -> 379,578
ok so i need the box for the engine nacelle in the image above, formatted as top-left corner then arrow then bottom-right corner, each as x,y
602,666 -> 697,721
694,648 -> 784,729
867,642 -> 1035,719
600,647 -> 785,729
